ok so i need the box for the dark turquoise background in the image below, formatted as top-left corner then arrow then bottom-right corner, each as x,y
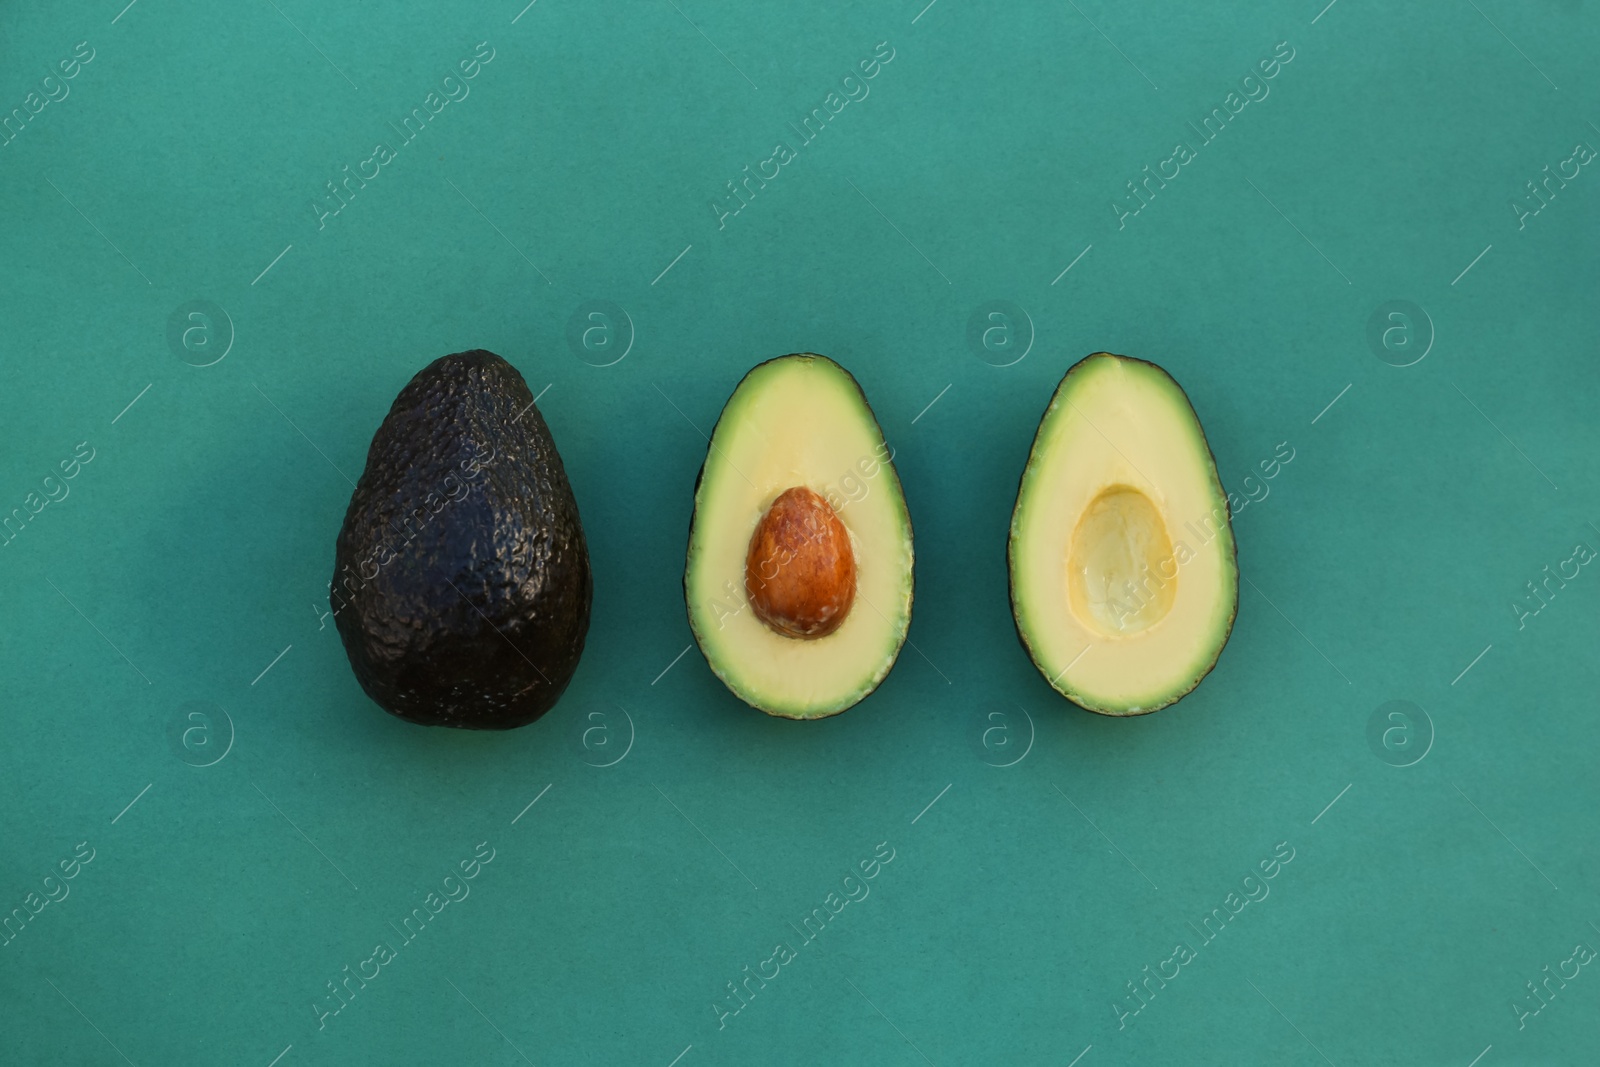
2,1 -> 1596,1064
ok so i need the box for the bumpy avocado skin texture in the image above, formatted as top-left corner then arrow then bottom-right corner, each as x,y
332,350 -> 591,730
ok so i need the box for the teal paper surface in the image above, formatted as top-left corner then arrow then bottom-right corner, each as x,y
2,2 -> 1596,1064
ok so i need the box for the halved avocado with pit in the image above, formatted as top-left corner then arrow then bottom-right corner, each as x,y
1009,352 -> 1238,715
685,354 -> 914,719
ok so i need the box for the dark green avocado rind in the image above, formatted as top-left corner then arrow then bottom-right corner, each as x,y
1006,352 -> 1239,717
682,353 -> 915,720
332,349 -> 592,730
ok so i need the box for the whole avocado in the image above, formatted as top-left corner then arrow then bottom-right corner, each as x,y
331,349 -> 591,729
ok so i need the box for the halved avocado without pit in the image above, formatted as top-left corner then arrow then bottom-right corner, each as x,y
685,354 -> 914,719
1009,353 -> 1238,715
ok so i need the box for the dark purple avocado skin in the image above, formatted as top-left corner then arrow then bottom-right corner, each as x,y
331,350 -> 591,729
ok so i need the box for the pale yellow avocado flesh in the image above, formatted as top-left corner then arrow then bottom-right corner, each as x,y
1009,353 -> 1237,715
685,355 -> 914,718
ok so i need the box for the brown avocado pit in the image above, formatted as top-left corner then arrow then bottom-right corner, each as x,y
744,486 -> 856,639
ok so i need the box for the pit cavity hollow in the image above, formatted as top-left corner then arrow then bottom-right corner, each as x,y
1066,485 -> 1177,636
